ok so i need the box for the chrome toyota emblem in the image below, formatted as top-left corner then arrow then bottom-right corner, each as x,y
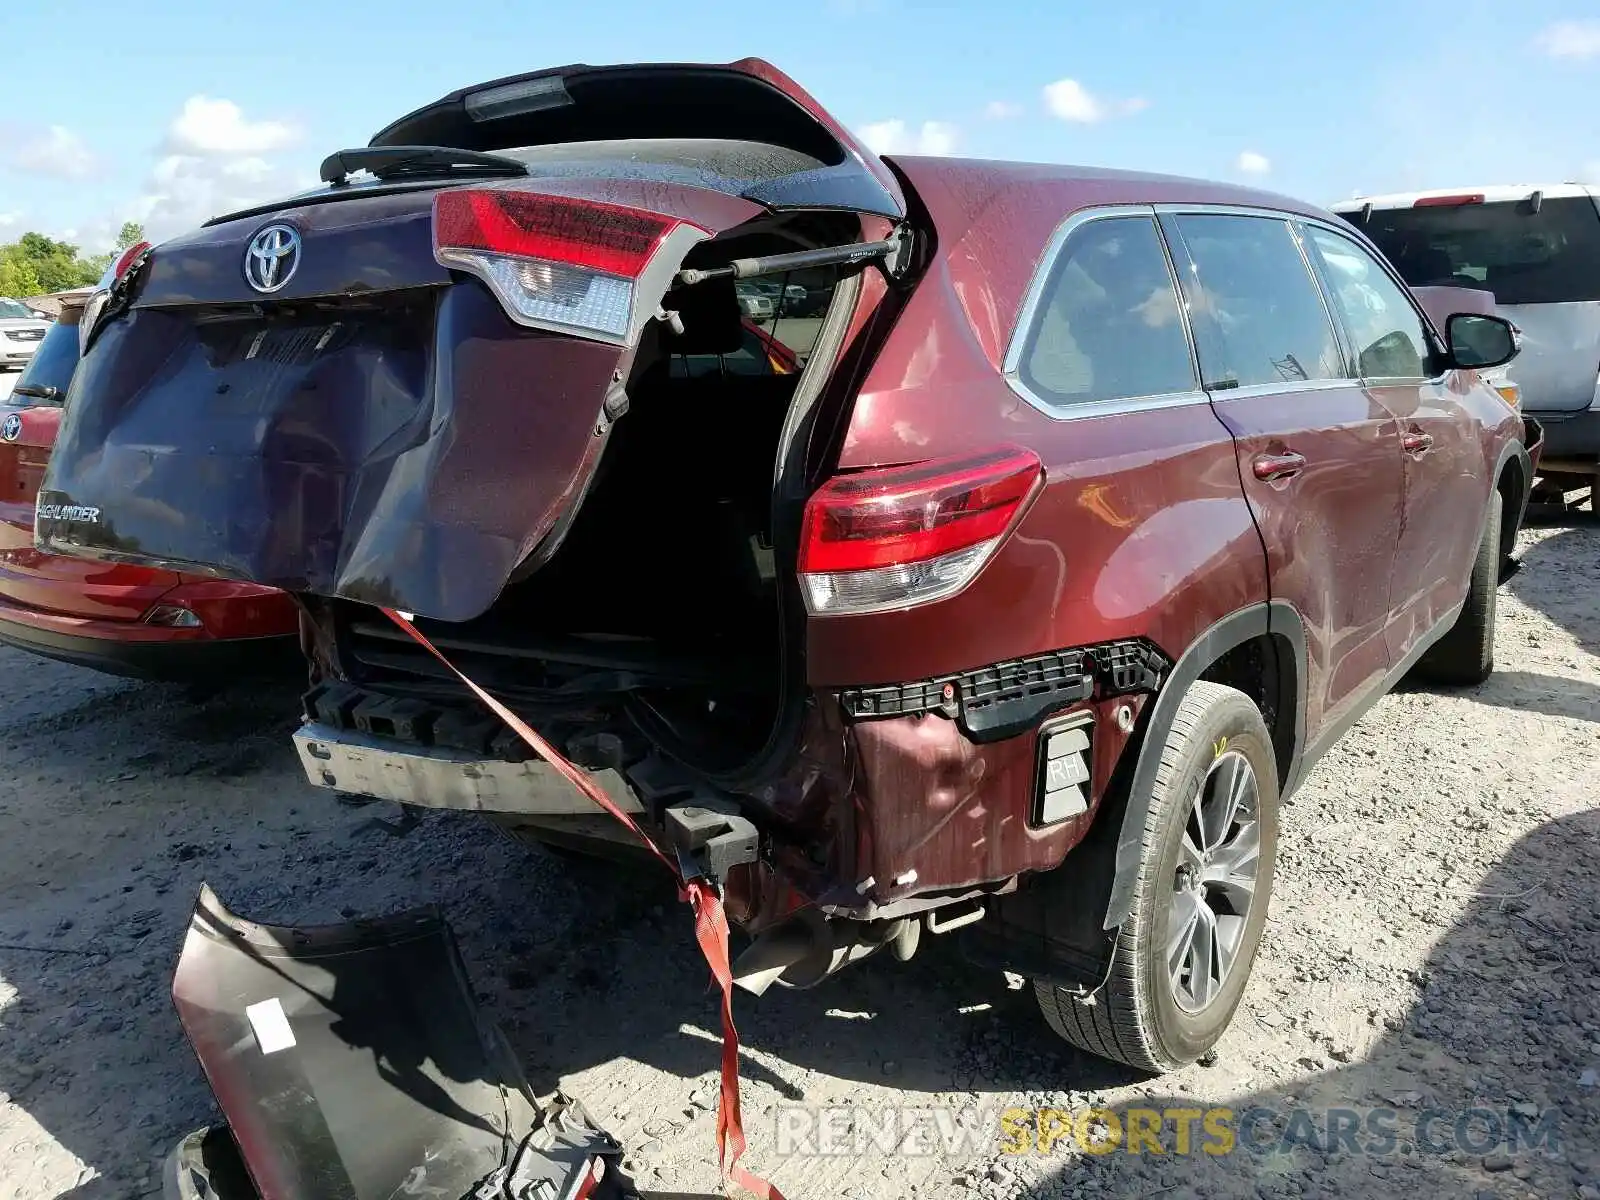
244,224 -> 301,293
1,414 -> 21,442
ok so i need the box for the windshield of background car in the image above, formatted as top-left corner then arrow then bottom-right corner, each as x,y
0,299 -> 34,319
6,318 -> 80,405
1349,197 -> 1600,305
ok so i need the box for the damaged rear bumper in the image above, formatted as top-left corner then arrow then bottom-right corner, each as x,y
164,886 -> 632,1200
294,721 -> 644,816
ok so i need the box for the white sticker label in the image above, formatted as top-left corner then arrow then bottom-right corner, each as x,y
245,998 -> 297,1055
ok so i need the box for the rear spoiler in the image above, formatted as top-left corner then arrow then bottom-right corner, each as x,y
370,58 -> 907,219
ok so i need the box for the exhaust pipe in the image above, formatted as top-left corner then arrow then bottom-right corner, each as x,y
731,912 -> 920,996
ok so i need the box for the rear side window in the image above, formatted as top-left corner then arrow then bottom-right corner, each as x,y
1305,227 -> 1433,380
8,318 -> 80,405
1019,216 -> 1198,407
1172,214 -> 1344,389
1349,196 -> 1600,305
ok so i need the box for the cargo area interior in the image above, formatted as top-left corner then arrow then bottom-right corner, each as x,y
329,211 -> 858,776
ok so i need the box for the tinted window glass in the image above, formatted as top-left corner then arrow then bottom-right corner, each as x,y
1020,216 -> 1197,406
0,299 -> 34,319
6,318 -> 79,405
1174,214 -> 1343,389
1347,196 -> 1600,305
1306,226 -> 1432,380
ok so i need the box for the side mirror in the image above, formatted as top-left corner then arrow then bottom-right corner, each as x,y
1445,312 -> 1520,370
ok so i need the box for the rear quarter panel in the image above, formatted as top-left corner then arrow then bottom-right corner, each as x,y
817,170 -> 1268,683
808,167 -> 1270,898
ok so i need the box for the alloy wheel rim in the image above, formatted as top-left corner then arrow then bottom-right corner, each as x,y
1166,749 -> 1261,1014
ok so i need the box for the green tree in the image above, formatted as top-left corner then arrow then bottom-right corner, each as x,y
0,248 -> 43,297
0,230 -> 120,293
15,232 -> 92,292
77,222 -> 148,282
81,249 -> 115,279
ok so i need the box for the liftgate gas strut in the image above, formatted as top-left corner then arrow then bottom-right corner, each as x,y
675,231 -> 907,287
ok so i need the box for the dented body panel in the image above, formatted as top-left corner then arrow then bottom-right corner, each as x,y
39,181 -> 763,622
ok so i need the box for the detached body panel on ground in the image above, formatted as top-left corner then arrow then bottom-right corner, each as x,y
38,58 -> 1532,1103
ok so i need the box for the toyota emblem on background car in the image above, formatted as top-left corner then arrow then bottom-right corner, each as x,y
1,414 -> 21,442
244,224 -> 302,293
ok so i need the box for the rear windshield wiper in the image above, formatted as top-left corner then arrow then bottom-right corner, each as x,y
319,145 -> 528,186
11,383 -> 61,402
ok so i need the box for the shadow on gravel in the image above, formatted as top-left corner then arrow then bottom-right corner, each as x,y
0,660 -> 1125,1197
12,635 -> 1590,1195
447,848 -> 1130,1101
1508,517 -> 1600,659
1463,669 -> 1600,724
0,669 -> 315,1196
1018,808 -> 1600,1199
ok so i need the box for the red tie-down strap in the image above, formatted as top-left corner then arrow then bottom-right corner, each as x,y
379,608 -> 785,1200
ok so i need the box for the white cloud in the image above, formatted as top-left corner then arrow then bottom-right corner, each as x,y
0,212 -> 19,228
13,126 -> 96,180
1534,19 -> 1600,59
131,153 -> 315,244
1236,150 -> 1272,175
1043,80 -> 1101,123
59,96 -> 316,247
1042,79 -> 1149,124
858,119 -> 960,157
166,96 -> 300,156
984,100 -> 1024,120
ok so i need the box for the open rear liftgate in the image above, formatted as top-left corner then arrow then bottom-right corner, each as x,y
164,609 -> 782,1200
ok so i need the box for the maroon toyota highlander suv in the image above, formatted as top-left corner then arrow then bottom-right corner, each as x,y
40,59 -> 1535,1075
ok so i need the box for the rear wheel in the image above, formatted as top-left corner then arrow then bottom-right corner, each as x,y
1415,490 -> 1500,687
1034,681 -> 1279,1073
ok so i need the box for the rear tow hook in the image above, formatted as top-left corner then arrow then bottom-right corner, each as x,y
662,800 -> 760,890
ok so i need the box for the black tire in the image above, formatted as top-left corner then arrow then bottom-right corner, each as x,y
1415,490 -> 1500,687
1034,681 -> 1279,1073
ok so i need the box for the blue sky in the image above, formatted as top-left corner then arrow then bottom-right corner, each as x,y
2,0 -> 1597,251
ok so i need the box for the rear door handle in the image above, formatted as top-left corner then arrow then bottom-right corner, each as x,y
1252,451 -> 1307,482
1402,430 -> 1434,456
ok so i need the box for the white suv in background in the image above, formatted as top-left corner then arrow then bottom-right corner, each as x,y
1331,185 -> 1600,462
0,298 -> 52,371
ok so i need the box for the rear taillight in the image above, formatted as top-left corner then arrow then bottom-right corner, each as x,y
432,189 -> 707,344
799,446 -> 1042,615
112,240 -> 152,283
80,240 -> 153,356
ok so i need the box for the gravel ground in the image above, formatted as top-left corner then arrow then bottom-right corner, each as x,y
0,512 -> 1596,1200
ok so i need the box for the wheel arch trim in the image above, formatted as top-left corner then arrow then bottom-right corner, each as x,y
1103,600 -> 1307,931
1492,436 -> 1533,553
